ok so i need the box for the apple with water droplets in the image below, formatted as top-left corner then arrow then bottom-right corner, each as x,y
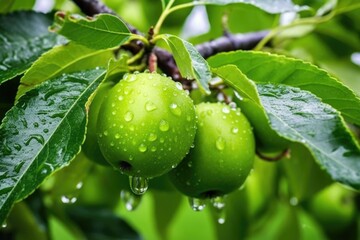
96,72 -> 197,178
83,81 -> 114,166
169,102 -> 255,199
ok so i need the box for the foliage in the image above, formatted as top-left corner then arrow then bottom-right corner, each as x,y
0,0 -> 360,239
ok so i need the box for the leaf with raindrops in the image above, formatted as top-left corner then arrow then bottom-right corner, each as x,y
257,83 -> 360,190
208,50 -> 360,126
0,11 -> 64,85
0,68 -> 106,224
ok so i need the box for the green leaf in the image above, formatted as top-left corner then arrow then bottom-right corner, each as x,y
257,83 -> 360,190
213,64 -> 289,151
0,68 -> 106,224
17,42 -> 113,98
66,206 -> 140,240
198,0 -> 308,14
283,143 -> 332,201
51,12 -> 132,50
212,65 -> 260,103
0,11 -> 64,85
207,51 -> 360,126
159,34 -> 211,94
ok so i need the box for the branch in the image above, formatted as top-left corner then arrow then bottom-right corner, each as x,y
72,0 -> 269,80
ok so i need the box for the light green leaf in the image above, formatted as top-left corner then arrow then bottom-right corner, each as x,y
0,69 -> 106,224
17,42 -> 113,98
207,51 -> 360,126
213,64 -> 288,151
159,34 -> 211,94
51,12 -> 132,49
198,0 -> 308,14
257,83 -> 360,190
0,11 -> 64,85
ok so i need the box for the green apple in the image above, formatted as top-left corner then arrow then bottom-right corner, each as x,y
82,81 -> 114,166
308,183 -> 356,233
169,102 -> 255,198
97,72 -> 197,178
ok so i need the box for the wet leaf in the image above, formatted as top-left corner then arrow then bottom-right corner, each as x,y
208,50 -> 360,126
17,42 -> 113,98
258,83 -> 360,190
159,34 -> 211,94
0,11 -> 64,85
0,69 -> 106,224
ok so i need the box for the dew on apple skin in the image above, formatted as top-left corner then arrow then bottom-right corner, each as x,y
138,144 -> 148,152
169,103 -> 182,116
145,101 -> 157,111
216,137 -> 225,150
159,120 -> 170,132
124,111 -> 134,122
120,189 -> 142,211
148,133 -> 157,142
129,176 -> 148,195
189,197 -> 206,211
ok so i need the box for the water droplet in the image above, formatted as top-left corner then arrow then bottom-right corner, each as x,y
103,130 -> 108,136
120,190 -> 142,211
216,137 -> 225,150
118,95 -> 124,101
150,146 -> 157,152
290,197 -> 298,206
222,106 -> 230,114
189,197 -> 206,211
145,101 -> 157,111
61,195 -> 77,204
171,164 -> 177,169
24,134 -> 45,146
124,86 -> 133,95
127,75 -> 137,82
187,161 -> 193,167
169,103 -> 182,116
217,210 -> 226,224
175,82 -> 183,90
211,196 -> 226,210
231,127 -> 239,134
124,111 -> 134,122
159,120 -> 169,132
129,176 -> 148,195
138,144 -> 147,152
115,133 -> 121,139
13,144 -> 22,151
43,129 -> 49,133
148,133 -> 157,142
33,122 -> 39,128
76,182 -> 83,189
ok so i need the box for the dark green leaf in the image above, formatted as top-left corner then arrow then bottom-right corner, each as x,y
51,12 -> 132,50
208,51 -> 360,126
257,83 -> 360,189
159,34 -> 211,94
0,11 -> 64,85
0,69 -> 106,224
198,0 -> 308,14
17,42 -> 113,98
67,206 -> 140,240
